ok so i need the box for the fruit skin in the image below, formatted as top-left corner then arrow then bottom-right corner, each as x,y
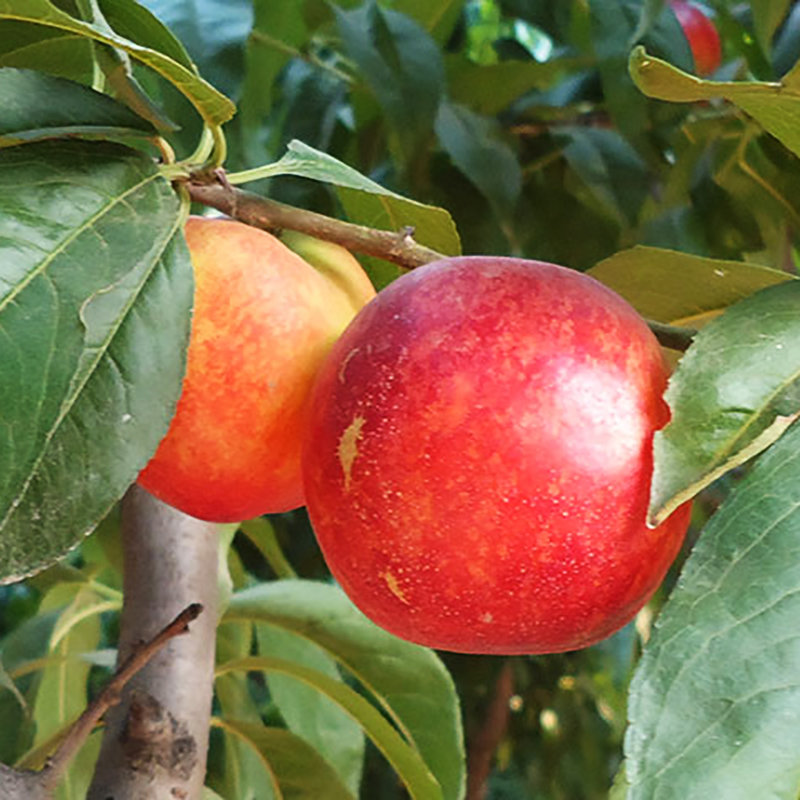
302,257 -> 691,655
670,0 -> 721,76
138,216 -> 375,523
280,230 -> 376,316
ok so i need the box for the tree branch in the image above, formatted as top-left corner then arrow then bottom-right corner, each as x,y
87,486 -> 219,800
0,604 -> 203,799
186,178 -> 445,269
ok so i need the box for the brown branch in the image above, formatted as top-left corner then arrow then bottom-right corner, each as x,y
0,604 -> 203,799
466,659 -> 515,800
186,178 -> 445,269
41,604 -> 203,792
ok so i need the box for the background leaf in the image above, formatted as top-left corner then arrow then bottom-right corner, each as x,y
434,100 -> 522,220
213,718 -> 356,800
630,46 -> 800,159
0,139 -> 192,583
224,580 -> 465,800
649,280 -> 800,525
626,420 -> 800,800
256,624 -> 365,794
334,2 -> 445,167
588,246 -> 793,324
217,656 -> 442,800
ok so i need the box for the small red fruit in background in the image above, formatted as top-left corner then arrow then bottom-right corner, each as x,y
138,216 -> 375,522
670,0 -> 721,76
302,257 -> 691,655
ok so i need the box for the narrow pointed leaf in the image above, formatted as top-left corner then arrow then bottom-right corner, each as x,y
0,68 -> 157,147
588,246 -> 792,324
214,718 -> 355,800
217,657 -> 441,800
256,624 -> 365,794
0,139 -> 193,583
649,280 -> 800,526
627,421 -> 800,799
630,46 -> 800,159
225,580 -> 465,800
0,0 -> 234,125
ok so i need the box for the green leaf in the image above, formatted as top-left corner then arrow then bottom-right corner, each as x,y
649,280 -> 800,525
241,0 -> 306,122
0,0 -> 234,126
334,2 -> 444,164
0,19 -> 93,81
31,583 -> 102,792
588,246 -> 793,325
230,139 -> 460,289
445,54 -> 570,115
217,656 -> 441,800
560,126 -> 649,227
393,0 -> 465,44
213,718 -> 356,800
0,140 -> 193,583
224,580 -> 465,800
214,622 -> 272,800
629,46 -> 800,159
239,518 -> 297,580
434,100 -> 521,220
626,420 -> 800,799
751,0 -> 792,55
256,624 -> 365,795
0,655 -> 26,713
0,67 -> 157,147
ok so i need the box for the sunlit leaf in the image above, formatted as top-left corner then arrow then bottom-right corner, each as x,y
630,46 -> 800,159
649,280 -> 800,525
588,246 -> 792,324
627,421 -> 800,799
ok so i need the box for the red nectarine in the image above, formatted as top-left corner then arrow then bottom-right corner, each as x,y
302,257 -> 691,654
670,0 -> 721,76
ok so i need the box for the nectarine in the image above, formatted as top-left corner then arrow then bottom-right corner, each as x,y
138,217 -> 374,522
302,257 -> 691,654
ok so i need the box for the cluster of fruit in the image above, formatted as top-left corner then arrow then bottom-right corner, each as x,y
138,217 -> 691,656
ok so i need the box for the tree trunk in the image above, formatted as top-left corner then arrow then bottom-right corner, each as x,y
88,486 -> 219,800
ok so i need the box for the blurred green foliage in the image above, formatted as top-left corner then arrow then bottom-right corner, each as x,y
2,0 -> 800,797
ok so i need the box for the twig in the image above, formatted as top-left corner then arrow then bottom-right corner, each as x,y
186,178 -> 445,269
2,603 -> 204,797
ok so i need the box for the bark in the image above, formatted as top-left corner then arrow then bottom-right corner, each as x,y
87,486 -> 219,800
465,659 -> 515,800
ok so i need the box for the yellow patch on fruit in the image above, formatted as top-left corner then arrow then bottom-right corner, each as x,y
338,415 -> 366,490
381,570 -> 410,604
